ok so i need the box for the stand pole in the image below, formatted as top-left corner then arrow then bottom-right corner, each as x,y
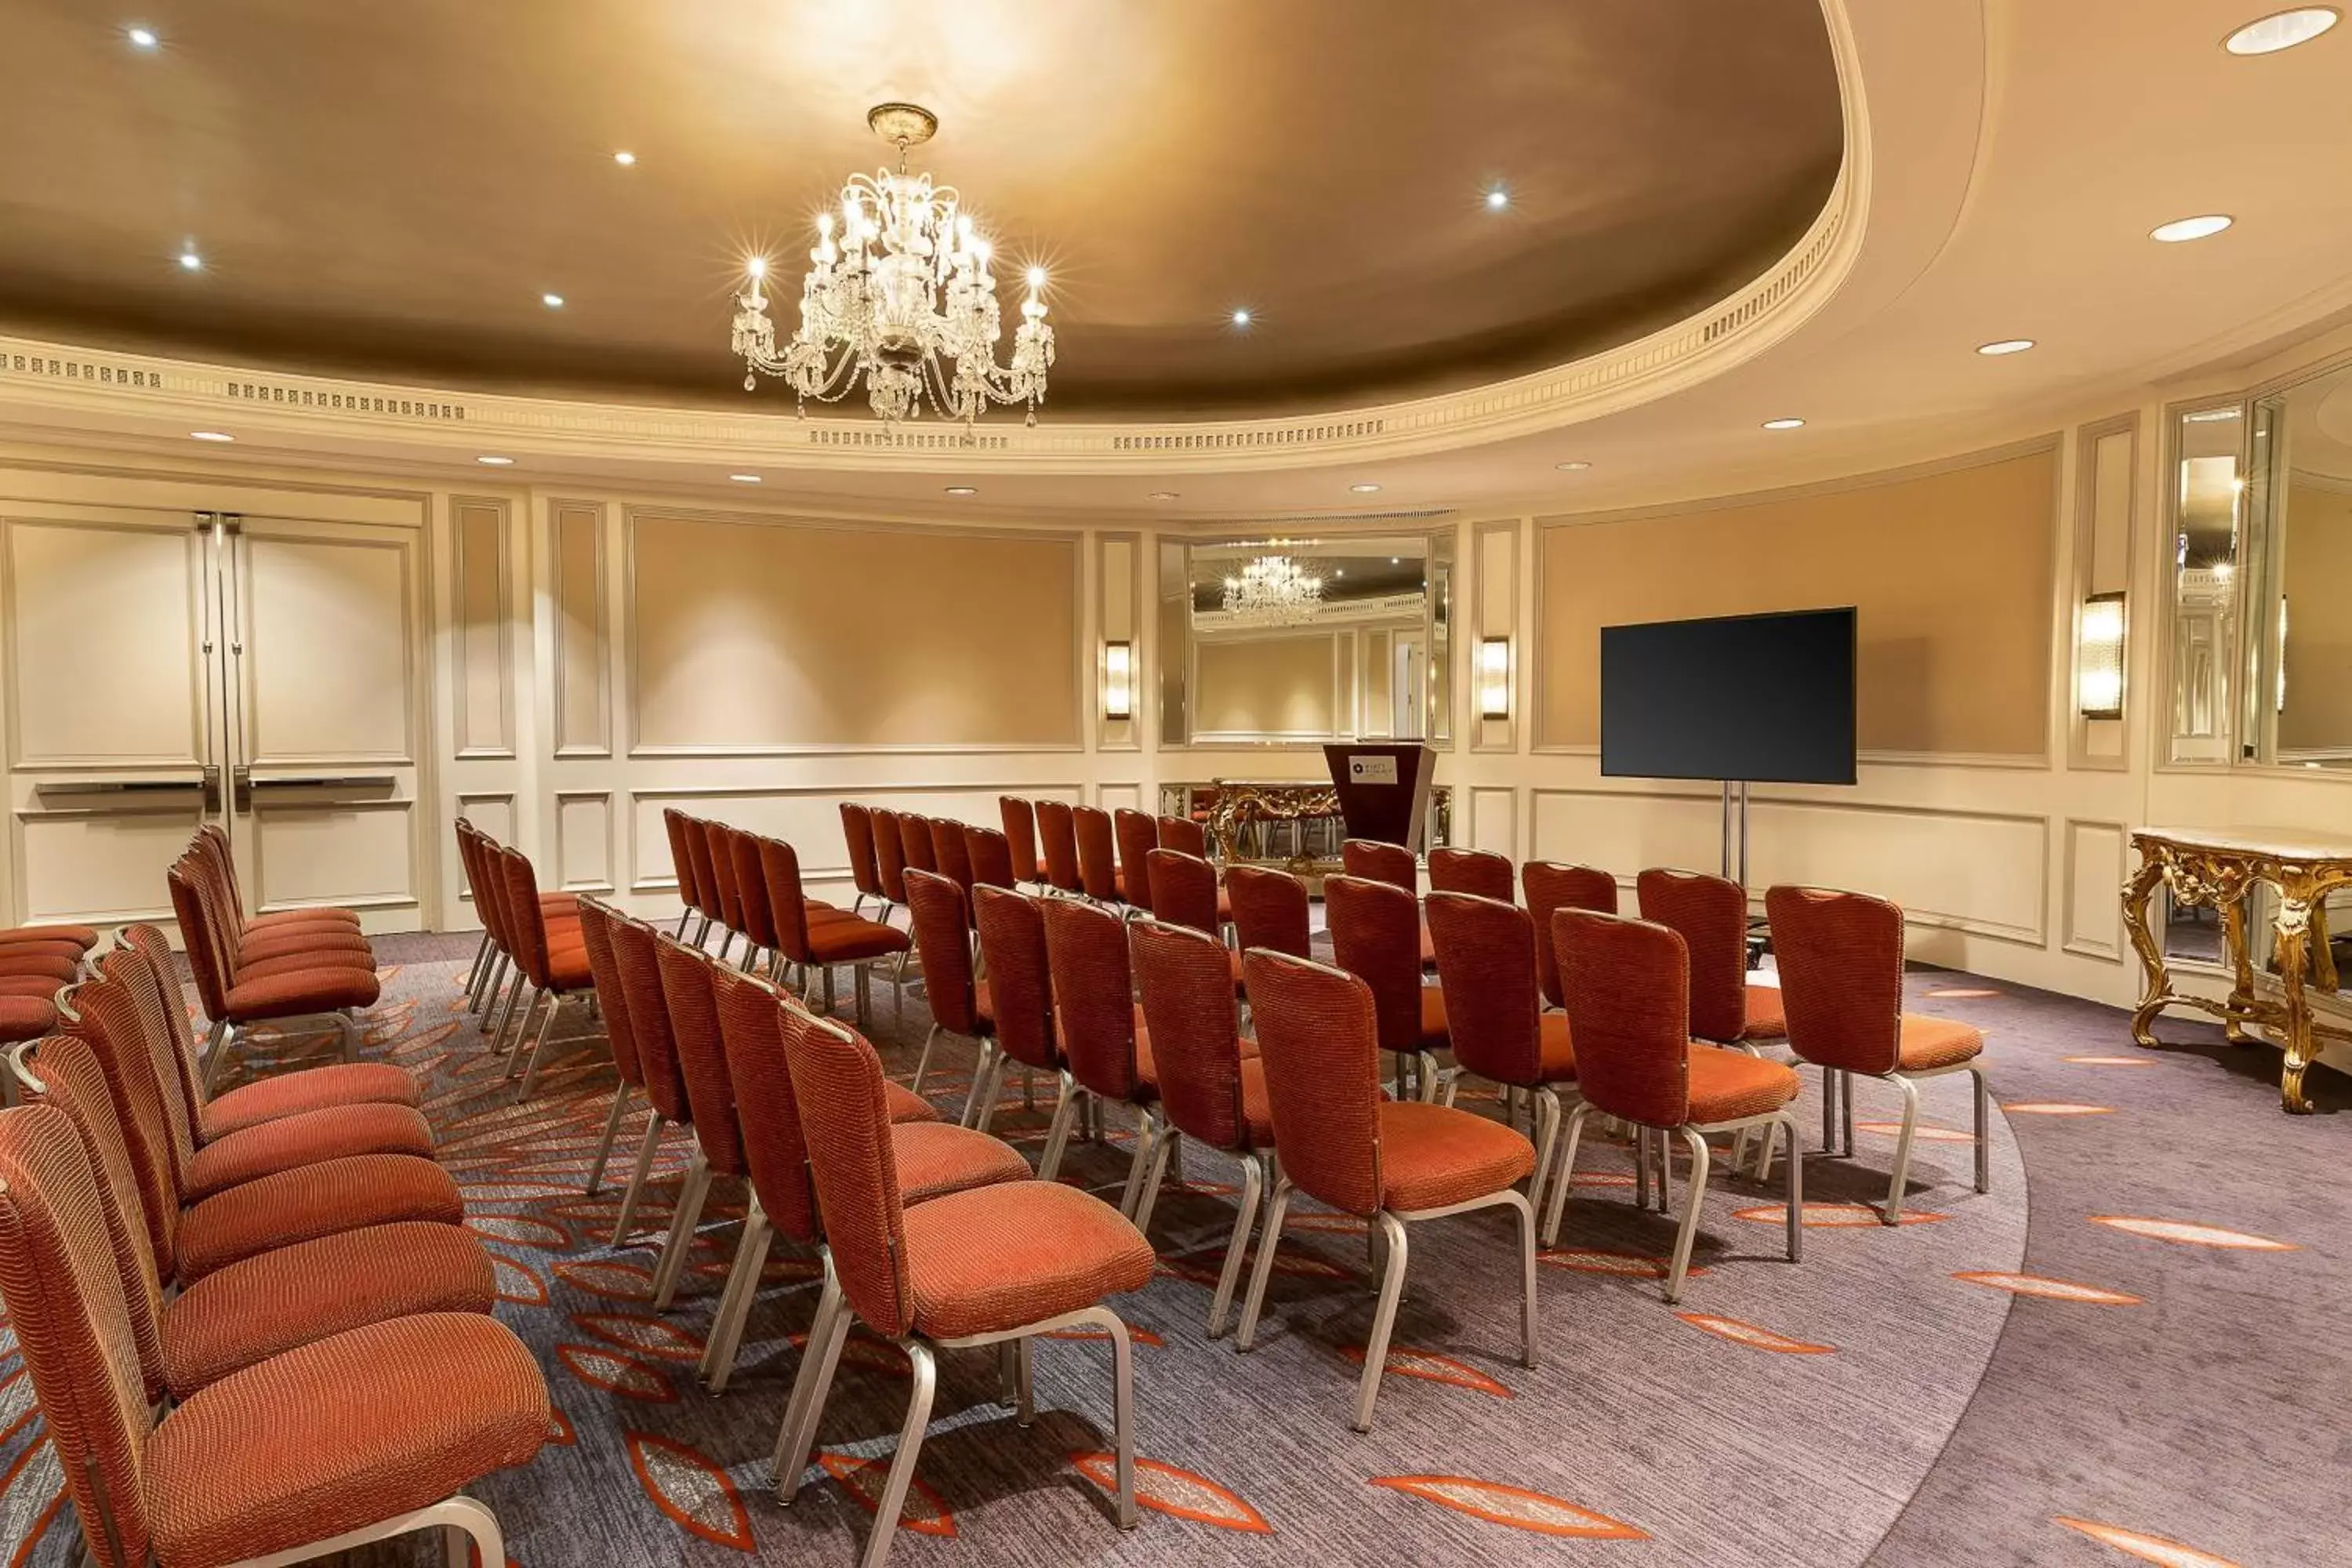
1719,781 -> 1752,885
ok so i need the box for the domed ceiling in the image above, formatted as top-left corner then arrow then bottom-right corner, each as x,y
0,0 -> 1842,419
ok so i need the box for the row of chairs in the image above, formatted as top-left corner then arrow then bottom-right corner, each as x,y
0,918 -> 105,1057
3,922 -> 549,1567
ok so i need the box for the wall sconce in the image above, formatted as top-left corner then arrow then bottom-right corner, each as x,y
2078,591 -> 2125,720
1102,640 -> 1134,720
1478,636 -> 1512,720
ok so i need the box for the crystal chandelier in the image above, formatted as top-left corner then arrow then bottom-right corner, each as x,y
731,103 -> 1054,426
1222,554 -> 1325,626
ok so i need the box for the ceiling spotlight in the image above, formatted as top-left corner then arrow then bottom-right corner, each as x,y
126,25 -> 158,47
1350,482 -> 1381,494
1486,187 -> 1510,210
1230,309 -> 1253,328
1334,568 -> 1346,578
613,150 -> 637,166
945,485 -> 978,496
2151,214 -> 2233,242
729,473 -> 762,483
2225,7 -> 2339,53
1762,417 -> 1806,430
475,455 -> 514,466
178,249 -> 201,271
542,292 -> 566,308
1389,556 -> 1401,565
189,430 -> 234,442
1555,460 -> 1592,472
1977,338 -> 2036,355
1147,491 -> 1179,501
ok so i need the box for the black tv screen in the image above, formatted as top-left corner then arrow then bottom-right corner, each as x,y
1599,607 -> 1857,784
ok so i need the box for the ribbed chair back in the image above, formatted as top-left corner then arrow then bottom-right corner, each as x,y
655,936 -> 746,1177
778,1007 -> 916,1336
163,861 -> 233,1029
471,835 -> 517,959
117,924 -> 205,1116
840,804 -> 884,907
964,826 -> 1016,891
74,958 -> 197,1272
1043,897 -> 1144,1101
729,830 -> 782,955
0,1103 -> 164,1568
1225,866 -> 1311,960
903,869 -> 980,1036
973,887 -> 1057,1072
1341,838 -> 1417,893
1429,847 -> 1514,902
1036,799 -> 1084,895
496,846 -> 561,988
606,913 -> 692,1125
1074,805 -> 1121,904
1765,886 -> 1907,1075
758,837 -> 823,967
1323,874 -> 1426,1060
1131,920 -> 1250,1151
707,821 -> 753,940
930,818 -> 975,903
664,808 -> 702,920
872,808 -> 911,904
898,813 -> 939,874
1156,815 -> 1208,859
1145,848 -> 1220,937
1425,891 -> 1544,1085
1112,809 -> 1159,912
575,898 -> 645,1090
710,967 -> 820,1243
681,815 -> 726,927
1637,868 -> 1751,1044
1523,861 -> 1621,1007
1556,909 -> 1693,1127
999,796 -> 1042,884
1236,951 -> 1384,1215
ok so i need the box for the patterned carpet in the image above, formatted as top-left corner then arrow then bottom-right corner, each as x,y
0,932 -> 2336,1567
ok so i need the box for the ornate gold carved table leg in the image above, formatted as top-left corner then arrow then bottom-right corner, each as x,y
2221,889 -> 2261,1045
2270,886 -> 2318,1115
2122,848 -> 2173,1048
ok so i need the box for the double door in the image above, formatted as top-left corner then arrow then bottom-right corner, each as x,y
2,503 -> 428,936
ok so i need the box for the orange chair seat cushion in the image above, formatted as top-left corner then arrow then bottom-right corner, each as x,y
1536,1013 -> 1577,1080
159,1221 -> 495,1398
532,943 -> 593,990
245,907 -> 362,931
805,916 -> 912,964
199,1062 -> 420,1139
237,928 -> 375,967
891,1121 -> 1033,1204
0,944 -> 87,974
0,995 -> 57,1043
184,1102 -> 437,1201
884,1080 -> 943,1124
1899,1013 -> 1984,1071
0,923 -> 99,949
221,967 -> 384,1022
230,951 -> 379,987
144,1312 -> 548,1568
1417,985 -> 1449,1049
1376,1101 -> 1536,1213
1740,983 -> 1788,1041
901,1179 -> 1156,1339
0,958 -> 76,988
1684,1044 -> 1802,1125
176,1152 -> 465,1283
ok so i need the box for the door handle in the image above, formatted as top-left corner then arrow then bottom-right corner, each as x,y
231,764 -> 252,813
201,766 -> 222,814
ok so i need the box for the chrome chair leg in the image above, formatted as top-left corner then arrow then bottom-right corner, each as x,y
674,906 -> 695,939
1526,1087 -> 1563,1221
774,1265 -> 851,1499
515,996 -> 562,1098
1780,1109 -> 1804,1262
1207,1152 -> 1266,1338
460,930 -> 492,1003
851,1343 -> 938,1568
971,1050 -> 1011,1134
1116,1111 -> 1156,1218
701,1200 -> 773,1393
1970,1063 -> 1991,1193
1132,1127 -> 1178,1236
1882,1072 -> 1922,1225
1352,1210 -> 1410,1432
1234,1175 -> 1295,1352
1540,1102 -> 1593,1247
1509,1189 -> 1539,1369
586,1083 -> 633,1194
651,1155 -> 713,1310
1664,1127 -> 1713,1303
612,1112 -> 666,1247
1036,1073 -> 1081,1181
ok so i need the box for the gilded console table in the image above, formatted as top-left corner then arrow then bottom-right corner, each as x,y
2122,826 -> 2352,1113
1202,780 -> 1343,876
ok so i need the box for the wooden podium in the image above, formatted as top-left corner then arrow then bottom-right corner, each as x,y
1321,742 -> 1438,852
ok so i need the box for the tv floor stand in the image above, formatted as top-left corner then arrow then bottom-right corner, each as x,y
1720,780 -> 1770,964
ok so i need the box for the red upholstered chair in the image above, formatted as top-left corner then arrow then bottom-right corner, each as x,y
929,817 -> 976,900
1236,949 -> 1538,1432
1323,874 -> 1443,1101
771,1008 -> 1153,1563
574,897 -> 650,1196
708,819 -> 763,964
1112,808 -> 1160,913
1156,814 -> 1208,859
1423,891 -> 1578,1214
842,802 -> 888,923
1145,848 -> 1222,941
1638,868 -> 1786,1047
1766,886 -> 1991,1223
1130,917 -> 1274,1334
1075,804 -> 1123,907
457,820 -> 519,1029
964,823 -> 1017,892
194,820 -> 363,935
763,836 -> 911,1027
167,856 -> 379,1096
1225,866 -> 1312,960
681,814 -> 735,960
18,1030 -> 492,1403
494,844 -> 596,1099
1523,860 -> 1621,1010
898,811 -> 940,875
0,1102 -> 546,1568
971,886 -> 1069,1154
452,818 -> 499,1011
1341,837 -> 1417,892
702,969 -> 1025,1393
1000,794 -> 1044,889
871,806 -> 912,914
904,868 -> 990,1102
1036,798 -> 1086,898
650,935 -> 752,1310
602,909 -> 697,1247
664,805 -> 705,940
1043,897 -> 1161,1214
1429,846 -> 1514,902
1550,909 -> 1804,1298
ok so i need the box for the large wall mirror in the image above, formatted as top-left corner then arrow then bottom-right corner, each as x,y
2163,400 -> 2245,765
1156,531 -> 1453,747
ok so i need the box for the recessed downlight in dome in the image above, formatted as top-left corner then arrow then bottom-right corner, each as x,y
945,485 -> 978,496
475,455 -> 514,465
542,292 -> 566,308
1486,187 -> 1510,210
2225,7 -> 2339,53
1977,338 -> 2035,355
1762,417 -> 1806,430
1350,482 -> 1381,493
612,151 -> 637,166
1555,460 -> 1592,471
178,249 -> 201,271
1148,491 -> 1179,501
729,473 -> 761,483
2151,214 -> 2233,242
126,25 -> 158,48
1230,309 -> 1253,328
189,430 -> 234,442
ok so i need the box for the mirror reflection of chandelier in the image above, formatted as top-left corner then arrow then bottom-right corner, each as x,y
1223,554 -> 1324,626
730,103 -> 1054,426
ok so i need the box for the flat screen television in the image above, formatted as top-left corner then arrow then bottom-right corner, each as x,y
1599,607 -> 1857,785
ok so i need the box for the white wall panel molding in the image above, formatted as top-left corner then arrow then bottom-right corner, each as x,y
2061,818 -> 2128,962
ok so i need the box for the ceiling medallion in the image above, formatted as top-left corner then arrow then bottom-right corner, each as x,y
731,102 -> 1054,426
1223,552 -> 1324,626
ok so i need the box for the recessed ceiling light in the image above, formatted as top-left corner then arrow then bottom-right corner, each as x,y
1977,338 -> 2035,355
1350,482 -> 1381,494
2151,214 -> 2233,242
126,25 -> 158,48
1148,491 -> 1179,501
1555,460 -> 1592,472
1486,187 -> 1510,211
1762,417 -> 1806,430
1389,556 -> 1401,565
1230,309 -> 1252,328
189,430 -> 234,443
475,455 -> 514,466
2225,7 -> 2339,53
541,292 -> 566,308
729,473 -> 762,484
945,485 -> 978,496
178,249 -> 201,271
612,150 -> 637,166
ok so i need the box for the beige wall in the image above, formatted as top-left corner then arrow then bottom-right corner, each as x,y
2276,478 -> 2352,753
1193,631 -> 1339,737
1536,445 -> 2059,757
